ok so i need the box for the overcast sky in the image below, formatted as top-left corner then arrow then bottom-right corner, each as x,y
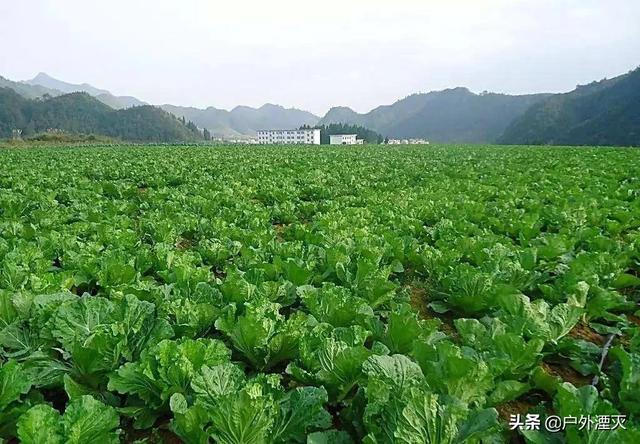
1,0 -> 639,115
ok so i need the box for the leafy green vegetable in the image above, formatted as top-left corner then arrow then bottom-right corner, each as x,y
287,324 -> 372,401
1,144 -> 639,442
108,337 -> 230,427
455,317 -> 544,379
172,365 -> 332,443
17,395 -> 120,444
215,299 -> 307,370
0,360 -> 36,438
298,284 -> 374,329
377,303 -> 443,355
361,354 -> 499,443
497,289 -> 584,343
610,346 -> 640,414
412,340 -> 494,406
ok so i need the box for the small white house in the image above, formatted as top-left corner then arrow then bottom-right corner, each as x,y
329,134 -> 363,145
257,129 -> 320,145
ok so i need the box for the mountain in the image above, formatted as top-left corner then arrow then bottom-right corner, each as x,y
499,68 -> 640,146
23,72 -> 147,109
160,104 -> 242,137
0,88 -> 201,142
25,72 -> 110,96
0,75 -> 62,99
5,73 -> 319,137
94,93 -> 147,110
320,107 -> 365,127
5,69 -> 638,145
161,103 -> 320,138
320,88 -> 551,143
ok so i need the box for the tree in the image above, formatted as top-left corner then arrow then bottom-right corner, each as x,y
302,123 -> 384,144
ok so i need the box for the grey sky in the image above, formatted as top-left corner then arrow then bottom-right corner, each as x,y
1,0 -> 639,115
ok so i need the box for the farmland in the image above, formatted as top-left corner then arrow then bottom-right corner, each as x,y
0,144 -> 639,443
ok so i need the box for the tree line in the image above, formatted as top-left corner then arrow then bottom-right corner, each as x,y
300,123 -> 384,144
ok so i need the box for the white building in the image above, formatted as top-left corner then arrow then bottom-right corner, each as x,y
386,138 -> 430,145
257,129 -> 320,145
329,134 -> 364,145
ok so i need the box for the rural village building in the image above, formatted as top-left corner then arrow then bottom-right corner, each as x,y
257,128 -> 320,144
329,134 -> 364,145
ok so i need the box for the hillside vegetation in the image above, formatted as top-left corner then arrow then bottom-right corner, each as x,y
0,88 -> 203,142
320,88 -> 550,143
499,68 -> 640,146
3,69 -> 639,145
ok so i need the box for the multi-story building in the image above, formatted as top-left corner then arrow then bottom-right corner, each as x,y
257,129 -> 321,145
329,134 -> 364,145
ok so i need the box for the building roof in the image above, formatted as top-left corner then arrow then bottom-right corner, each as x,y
329,134 -> 358,137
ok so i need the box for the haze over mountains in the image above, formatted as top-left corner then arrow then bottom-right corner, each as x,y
1,68 -> 639,146
20,72 -> 148,110
319,89 -> 552,143
161,103 -> 319,139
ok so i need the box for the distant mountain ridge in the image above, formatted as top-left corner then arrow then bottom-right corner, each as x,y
4,73 -> 320,137
499,68 -> 640,146
25,72 -> 111,96
0,75 -> 63,99
2,69 -> 638,145
21,72 -> 147,109
161,103 -> 320,138
320,88 -> 552,143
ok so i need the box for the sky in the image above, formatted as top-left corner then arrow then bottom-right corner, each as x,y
1,0 -> 639,115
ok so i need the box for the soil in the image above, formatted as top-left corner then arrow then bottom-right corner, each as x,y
496,398 -> 537,421
272,222 -> 286,241
174,237 -> 192,250
541,361 -> 591,387
408,285 -> 430,319
568,322 -> 605,346
121,419 -> 183,444
408,284 -> 458,339
627,313 -> 640,327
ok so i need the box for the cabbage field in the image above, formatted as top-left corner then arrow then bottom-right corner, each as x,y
0,144 -> 639,443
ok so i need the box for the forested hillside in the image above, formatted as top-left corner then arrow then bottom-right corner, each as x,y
320,89 -> 550,143
0,88 -> 202,142
499,68 -> 640,146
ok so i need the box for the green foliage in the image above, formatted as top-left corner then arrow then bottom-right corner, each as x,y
108,338 -> 230,427
500,67 -> 640,146
0,87 -> 203,142
170,368 -> 332,443
0,360 -> 37,438
360,354 -> 500,443
302,123 -> 383,144
17,395 -> 120,444
0,144 -> 638,442
215,299 -> 306,370
319,88 -> 550,143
